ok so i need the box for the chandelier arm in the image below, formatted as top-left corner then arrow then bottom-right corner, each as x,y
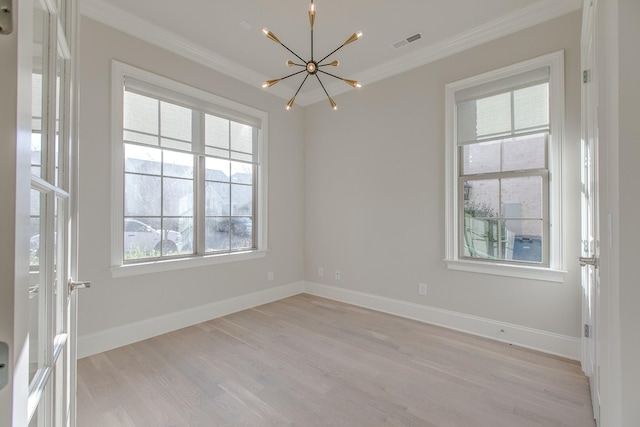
316,44 -> 346,66
293,74 -> 310,98
317,69 -> 345,81
274,69 -> 308,83
315,74 -> 332,99
278,41 -> 306,64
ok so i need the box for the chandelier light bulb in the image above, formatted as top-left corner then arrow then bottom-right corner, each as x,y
262,79 -> 280,88
286,60 -> 296,67
328,60 -> 339,67
286,96 -> 296,110
343,79 -> 362,88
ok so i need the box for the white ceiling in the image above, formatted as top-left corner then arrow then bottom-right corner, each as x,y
80,0 -> 581,106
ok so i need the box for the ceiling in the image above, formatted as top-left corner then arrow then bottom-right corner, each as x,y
80,0 -> 581,107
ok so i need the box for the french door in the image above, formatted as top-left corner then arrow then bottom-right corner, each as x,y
28,0 -> 82,425
580,0 -> 600,424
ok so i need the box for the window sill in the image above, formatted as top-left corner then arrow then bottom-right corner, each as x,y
111,250 -> 268,278
444,258 -> 567,283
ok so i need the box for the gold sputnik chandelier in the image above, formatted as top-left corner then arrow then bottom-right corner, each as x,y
262,0 -> 362,110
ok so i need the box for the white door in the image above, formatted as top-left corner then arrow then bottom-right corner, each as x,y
580,0 -> 600,424
0,0 -> 82,425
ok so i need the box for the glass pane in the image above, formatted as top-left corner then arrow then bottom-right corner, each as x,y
231,184 -> 252,216
163,150 -> 193,179
505,220 -> 543,262
124,217 -> 161,260
163,177 -> 193,217
160,101 -> 191,142
28,189 -> 45,384
178,219 -> 195,254
463,179 -> 499,217
461,140 -> 501,175
463,217 -> 499,259
32,3 -> 48,180
230,122 -> 253,154
206,182 -> 230,216
54,53 -> 65,187
124,143 -> 161,175
30,189 -> 41,267
513,83 -> 548,131
124,173 -> 161,216
205,217 -> 230,252
206,157 -> 230,182
205,115 -> 229,150
230,217 -> 253,250
501,176 -> 543,218
124,91 -> 158,135
231,162 -> 253,184
502,133 -> 546,171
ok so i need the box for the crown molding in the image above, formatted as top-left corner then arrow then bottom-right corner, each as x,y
80,0 -> 581,107
297,0 -> 581,105
79,0 -> 292,101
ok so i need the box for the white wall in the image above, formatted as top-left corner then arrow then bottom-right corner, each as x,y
77,18 -> 306,341
616,0 -> 640,424
304,12 -> 583,338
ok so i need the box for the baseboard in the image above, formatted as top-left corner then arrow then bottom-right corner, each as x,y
77,282 -> 305,358
303,282 -> 581,361
78,280 -> 581,361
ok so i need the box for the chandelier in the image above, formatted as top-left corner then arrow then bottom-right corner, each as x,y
262,0 -> 362,110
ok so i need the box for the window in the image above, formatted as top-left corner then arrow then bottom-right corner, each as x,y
445,52 -> 566,282
111,62 -> 268,274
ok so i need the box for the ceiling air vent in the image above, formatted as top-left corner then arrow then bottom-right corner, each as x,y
392,33 -> 423,49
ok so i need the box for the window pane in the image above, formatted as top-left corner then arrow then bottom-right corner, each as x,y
125,173 -> 161,216
125,143 -> 161,174
463,217 -> 500,259
502,134 -> 546,172
206,182 -> 230,216
124,217 -> 161,260
513,83 -> 548,131
461,141 -> 501,175
231,184 -> 252,216
163,177 -> 193,217
205,115 -> 229,150
231,162 -> 252,184
505,220 -> 543,262
501,176 -> 543,218
203,218 -> 228,252
230,217 -> 253,251
163,150 -> 193,179
464,179 -> 499,217
230,122 -> 253,154
206,157 -> 230,182
160,101 -> 191,142
124,92 -> 158,135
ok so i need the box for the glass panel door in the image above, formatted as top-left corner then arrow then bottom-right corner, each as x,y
28,0 -> 77,425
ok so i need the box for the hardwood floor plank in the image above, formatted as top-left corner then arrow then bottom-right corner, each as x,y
78,294 -> 595,426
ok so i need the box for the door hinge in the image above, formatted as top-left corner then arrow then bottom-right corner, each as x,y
583,69 -> 591,84
584,324 -> 592,338
0,0 -> 12,34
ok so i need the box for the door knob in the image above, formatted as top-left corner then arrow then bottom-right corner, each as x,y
68,279 -> 91,293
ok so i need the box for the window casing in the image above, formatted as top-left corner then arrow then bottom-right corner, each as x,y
445,51 -> 566,282
111,61 -> 268,275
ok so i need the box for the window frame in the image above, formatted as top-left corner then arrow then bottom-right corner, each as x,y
110,61 -> 268,277
444,51 -> 567,282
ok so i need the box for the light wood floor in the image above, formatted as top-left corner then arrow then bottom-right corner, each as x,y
78,294 -> 596,427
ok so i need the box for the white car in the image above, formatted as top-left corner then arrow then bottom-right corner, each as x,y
124,219 -> 181,255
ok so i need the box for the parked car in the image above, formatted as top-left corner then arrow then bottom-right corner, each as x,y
214,217 -> 253,236
124,218 -> 182,256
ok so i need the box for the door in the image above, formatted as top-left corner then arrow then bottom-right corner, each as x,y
580,0 -> 600,424
0,0 -> 81,425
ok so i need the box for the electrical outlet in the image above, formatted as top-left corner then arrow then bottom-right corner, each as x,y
318,267 -> 324,277
418,283 -> 428,296
335,270 -> 341,280
268,271 -> 274,281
